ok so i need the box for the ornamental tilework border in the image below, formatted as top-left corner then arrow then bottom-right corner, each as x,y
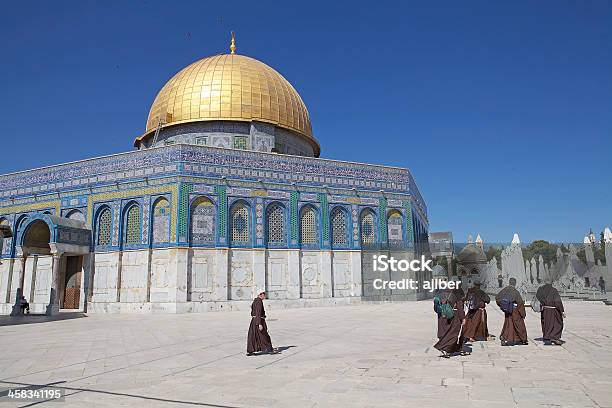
87,184 -> 179,242
112,201 -> 120,246
351,205 -> 359,248
300,193 -> 318,202
0,200 -> 60,216
379,197 -> 388,243
255,198 -> 264,246
0,145 -> 425,215
214,185 -> 227,242
404,200 -> 414,243
61,196 -> 88,209
290,191 -> 298,244
142,195 -> 150,245
178,184 -> 194,242
318,193 -> 329,245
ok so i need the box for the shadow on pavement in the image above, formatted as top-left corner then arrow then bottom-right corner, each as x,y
275,345 -> 297,352
0,312 -> 87,327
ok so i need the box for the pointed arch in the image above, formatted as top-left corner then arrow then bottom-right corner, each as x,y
360,208 -> 376,246
0,217 -> 12,256
190,196 -> 215,246
152,197 -> 171,244
65,209 -> 85,222
387,210 -> 404,246
123,202 -> 141,246
229,200 -> 251,247
95,206 -> 113,247
22,219 -> 51,254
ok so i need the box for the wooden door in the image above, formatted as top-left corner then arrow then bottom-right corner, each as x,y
63,256 -> 82,309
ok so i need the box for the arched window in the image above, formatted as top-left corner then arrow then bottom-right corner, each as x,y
66,209 -> 85,222
152,198 -> 171,244
360,210 -> 375,245
97,208 -> 112,246
330,207 -> 348,246
190,197 -> 215,245
230,202 -> 250,246
266,203 -> 286,245
388,211 -> 403,245
300,206 -> 318,246
124,204 -> 141,244
0,218 -> 11,255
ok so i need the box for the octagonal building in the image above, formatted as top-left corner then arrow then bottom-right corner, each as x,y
0,40 -> 428,314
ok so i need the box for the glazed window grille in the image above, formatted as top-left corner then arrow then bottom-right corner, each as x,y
234,136 -> 248,150
300,207 -> 317,245
124,206 -> 141,244
231,205 -> 249,244
266,204 -> 285,244
331,208 -> 348,245
361,212 -> 375,244
97,209 -> 112,246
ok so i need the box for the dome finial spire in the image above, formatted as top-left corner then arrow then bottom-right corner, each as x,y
230,31 -> 236,54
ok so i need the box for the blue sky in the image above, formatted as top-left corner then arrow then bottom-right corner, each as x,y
0,1 -> 610,243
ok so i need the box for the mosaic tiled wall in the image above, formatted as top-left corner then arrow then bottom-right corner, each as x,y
0,144 -> 427,255
0,145 -> 426,218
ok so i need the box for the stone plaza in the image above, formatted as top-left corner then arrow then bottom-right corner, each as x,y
1,300 -> 611,407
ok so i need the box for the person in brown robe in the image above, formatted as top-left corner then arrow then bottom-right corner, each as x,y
247,291 -> 275,355
536,282 -> 565,345
462,281 -> 491,342
496,278 -> 528,345
434,288 -> 467,357
433,285 -> 447,339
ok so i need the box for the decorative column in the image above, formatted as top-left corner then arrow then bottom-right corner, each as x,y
46,251 -> 62,316
10,252 -> 28,315
318,193 -> 332,298
18,255 -> 27,297
287,191 -> 301,299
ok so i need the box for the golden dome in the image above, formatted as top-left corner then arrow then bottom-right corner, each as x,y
135,52 -> 318,155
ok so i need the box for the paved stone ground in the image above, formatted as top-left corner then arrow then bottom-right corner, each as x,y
0,300 -> 611,407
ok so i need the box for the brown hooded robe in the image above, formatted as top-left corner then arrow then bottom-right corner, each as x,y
496,286 -> 528,343
536,284 -> 564,341
247,297 -> 273,354
433,289 -> 446,339
462,287 -> 490,340
434,289 -> 465,353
